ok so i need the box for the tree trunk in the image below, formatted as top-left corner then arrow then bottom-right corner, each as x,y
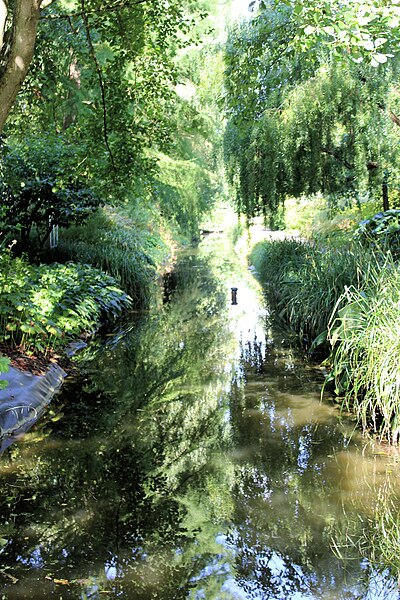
0,0 -> 41,132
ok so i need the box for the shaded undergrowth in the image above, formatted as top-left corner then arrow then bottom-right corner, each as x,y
53,206 -> 171,308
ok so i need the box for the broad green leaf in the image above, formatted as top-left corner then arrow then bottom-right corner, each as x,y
371,52 -> 388,64
374,38 -> 387,48
0,355 -> 10,373
343,10 -> 355,23
304,25 -> 316,35
363,40 -> 375,50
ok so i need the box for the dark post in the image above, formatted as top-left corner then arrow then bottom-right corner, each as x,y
382,171 -> 389,212
231,287 -> 238,305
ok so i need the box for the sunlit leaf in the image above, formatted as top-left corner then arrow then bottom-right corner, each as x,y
374,37 -> 387,48
304,25 -> 316,35
371,52 -> 388,65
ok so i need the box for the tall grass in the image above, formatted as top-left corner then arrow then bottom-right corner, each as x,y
250,238 -> 369,347
250,237 -> 400,443
327,253 -> 400,443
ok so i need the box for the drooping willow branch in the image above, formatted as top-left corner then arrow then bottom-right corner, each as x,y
80,0 -> 116,174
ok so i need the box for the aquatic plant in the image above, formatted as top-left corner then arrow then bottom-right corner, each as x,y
251,237 -> 400,443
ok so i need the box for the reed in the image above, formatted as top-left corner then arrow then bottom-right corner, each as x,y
327,252 -> 400,443
251,237 -> 400,443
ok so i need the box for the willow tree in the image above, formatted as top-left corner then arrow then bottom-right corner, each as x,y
224,0 -> 400,220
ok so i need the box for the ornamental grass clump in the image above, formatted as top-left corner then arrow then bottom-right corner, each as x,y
56,206 -> 166,307
250,238 -> 368,346
327,254 -> 400,443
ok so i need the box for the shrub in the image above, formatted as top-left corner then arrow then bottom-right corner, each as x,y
354,209 -> 400,257
0,135 -> 101,252
0,248 -> 131,356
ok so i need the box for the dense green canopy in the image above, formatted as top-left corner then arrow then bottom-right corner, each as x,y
0,0 -> 226,250
224,0 -> 400,220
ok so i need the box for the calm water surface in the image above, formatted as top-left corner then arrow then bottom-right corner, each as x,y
1,232 -> 400,599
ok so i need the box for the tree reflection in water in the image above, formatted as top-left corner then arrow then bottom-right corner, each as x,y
0,236 -> 400,599
0,248 -> 237,598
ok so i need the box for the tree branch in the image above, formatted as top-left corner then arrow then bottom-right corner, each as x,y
80,0 -> 116,174
320,146 -> 353,170
377,100 -> 400,129
0,0 -> 7,50
388,109 -> 400,128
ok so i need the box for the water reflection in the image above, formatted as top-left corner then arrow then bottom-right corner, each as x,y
0,232 -> 400,599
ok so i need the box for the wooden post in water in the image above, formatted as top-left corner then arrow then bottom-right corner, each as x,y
231,287 -> 238,305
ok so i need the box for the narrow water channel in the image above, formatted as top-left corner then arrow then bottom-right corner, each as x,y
1,229 -> 400,599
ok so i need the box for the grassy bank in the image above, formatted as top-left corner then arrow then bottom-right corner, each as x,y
249,200 -> 400,443
0,187 -> 205,378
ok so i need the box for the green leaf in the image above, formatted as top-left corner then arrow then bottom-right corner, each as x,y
363,39 -> 375,50
374,38 -> 387,48
304,25 -> 316,35
343,10 -> 355,23
0,355 -> 10,373
322,26 -> 335,36
310,330 -> 328,352
371,53 -> 388,66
